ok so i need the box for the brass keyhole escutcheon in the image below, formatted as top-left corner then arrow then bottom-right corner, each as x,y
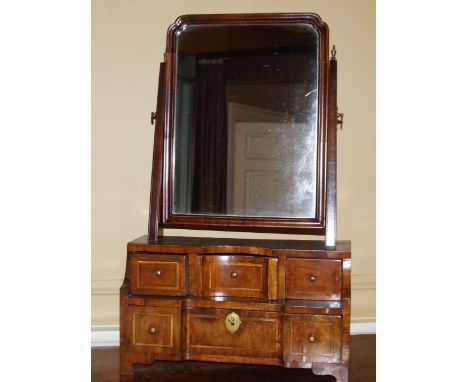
225,312 -> 241,333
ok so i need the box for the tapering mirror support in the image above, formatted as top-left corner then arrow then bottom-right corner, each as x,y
325,52 -> 338,247
148,62 -> 166,241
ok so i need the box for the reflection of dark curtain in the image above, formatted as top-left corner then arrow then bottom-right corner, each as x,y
191,59 -> 228,214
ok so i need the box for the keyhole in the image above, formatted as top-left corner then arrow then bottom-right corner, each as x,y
225,312 -> 241,333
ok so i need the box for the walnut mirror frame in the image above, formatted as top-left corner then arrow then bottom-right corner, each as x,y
148,13 -> 338,244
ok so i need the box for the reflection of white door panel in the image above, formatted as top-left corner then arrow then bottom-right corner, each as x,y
226,102 -> 286,214
227,121 -> 316,218
245,171 -> 278,215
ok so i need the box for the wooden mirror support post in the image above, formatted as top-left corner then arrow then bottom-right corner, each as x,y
326,45 -> 338,247
121,13 -> 351,382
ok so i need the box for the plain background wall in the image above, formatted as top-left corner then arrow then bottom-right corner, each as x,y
92,0 -> 375,327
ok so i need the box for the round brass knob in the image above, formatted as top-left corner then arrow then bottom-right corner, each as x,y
308,336 -> 315,343
148,327 -> 156,334
155,270 -> 162,276
231,271 -> 238,278
309,275 -> 317,282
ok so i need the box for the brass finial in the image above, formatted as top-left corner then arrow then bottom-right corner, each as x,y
331,45 -> 337,60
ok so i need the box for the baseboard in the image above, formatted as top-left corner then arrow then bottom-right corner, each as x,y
350,317 -> 376,335
91,326 -> 120,347
91,318 -> 376,347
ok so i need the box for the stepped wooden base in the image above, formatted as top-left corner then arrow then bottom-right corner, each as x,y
120,358 -> 348,382
120,236 -> 351,382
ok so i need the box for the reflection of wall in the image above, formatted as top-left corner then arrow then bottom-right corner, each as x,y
227,82 -> 315,122
92,0 -> 376,329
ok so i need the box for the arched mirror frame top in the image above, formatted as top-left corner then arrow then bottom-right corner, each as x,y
149,13 -> 337,238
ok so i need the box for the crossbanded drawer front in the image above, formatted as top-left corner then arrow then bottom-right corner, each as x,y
286,258 -> 341,300
127,305 -> 181,359
202,255 -> 268,299
284,314 -> 342,364
130,254 -> 186,295
186,308 -> 282,362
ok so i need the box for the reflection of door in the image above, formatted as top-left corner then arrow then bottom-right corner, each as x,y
226,102 -> 285,215
228,122 -> 316,217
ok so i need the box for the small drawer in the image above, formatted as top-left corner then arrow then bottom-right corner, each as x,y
286,258 -> 341,300
130,254 -> 186,295
187,308 -> 282,363
127,305 -> 181,359
284,314 -> 342,364
202,255 -> 268,299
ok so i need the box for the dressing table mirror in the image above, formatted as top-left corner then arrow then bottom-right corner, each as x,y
121,13 -> 351,381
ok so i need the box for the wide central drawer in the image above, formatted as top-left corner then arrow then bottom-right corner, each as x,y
201,255 -> 269,299
186,308 -> 282,364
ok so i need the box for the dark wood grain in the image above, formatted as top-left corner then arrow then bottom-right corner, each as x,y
126,295 -> 345,315
201,255 -> 269,299
127,306 -> 181,353
268,258 -> 279,300
185,308 -> 282,365
92,335 -> 375,382
188,253 -> 202,296
341,259 -> 352,366
283,314 -> 342,366
325,56 -> 338,246
148,62 -> 166,241
130,254 -> 186,296
120,305 -> 182,374
182,296 -> 283,312
148,13 -> 331,237
123,12 -> 351,382
122,238 -> 351,378
128,235 -> 351,258
285,258 -> 341,300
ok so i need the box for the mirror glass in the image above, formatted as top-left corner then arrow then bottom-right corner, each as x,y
173,23 -> 319,218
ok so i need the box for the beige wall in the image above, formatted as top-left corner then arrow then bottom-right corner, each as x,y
92,0 -> 375,327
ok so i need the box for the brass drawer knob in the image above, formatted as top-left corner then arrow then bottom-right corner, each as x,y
231,271 -> 238,278
308,336 -> 315,343
148,327 -> 156,334
155,270 -> 162,276
309,275 -> 317,282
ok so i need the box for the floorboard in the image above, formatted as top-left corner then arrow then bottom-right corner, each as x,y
92,334 -> 375,382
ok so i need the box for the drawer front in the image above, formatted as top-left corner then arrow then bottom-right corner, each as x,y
202,255 -> 268,299
284,314 -> 342,364
286,258 -> 341,300
186,308 -> 282,362
130,254 -> 186,295
127,305 -> 181,359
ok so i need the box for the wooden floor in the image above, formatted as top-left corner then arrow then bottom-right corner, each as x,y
92,335 -> 375,382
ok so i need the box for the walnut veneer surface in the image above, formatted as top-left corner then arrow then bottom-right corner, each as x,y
120,236 -> 351,381
94,336 -> 375,382
120,12 -> 350,381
